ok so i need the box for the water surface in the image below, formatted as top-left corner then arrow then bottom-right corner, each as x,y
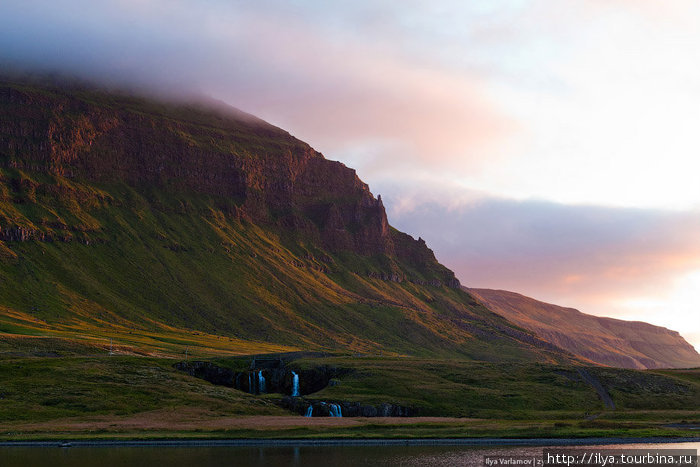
1,441 -> 698,466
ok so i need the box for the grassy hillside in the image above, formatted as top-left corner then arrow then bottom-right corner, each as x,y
468,288 -> 700,369
0,76 -> 572,363
0,173 -> 574,361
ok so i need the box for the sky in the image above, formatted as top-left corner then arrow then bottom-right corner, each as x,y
2,0 -> 699,348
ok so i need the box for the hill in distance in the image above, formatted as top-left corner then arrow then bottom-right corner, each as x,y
468,288 -> 700,370
0,75 -> 574,363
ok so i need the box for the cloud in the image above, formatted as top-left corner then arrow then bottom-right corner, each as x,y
0,0 -> 514,177
384,185 -> 700,349
385,188 -> 700,318
5,1 -> 700,211
3,0 -> 700,346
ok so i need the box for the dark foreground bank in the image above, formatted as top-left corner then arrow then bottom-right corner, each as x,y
2,437 -> 699,447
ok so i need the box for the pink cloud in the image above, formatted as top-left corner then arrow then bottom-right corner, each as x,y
386,192 -> 700,323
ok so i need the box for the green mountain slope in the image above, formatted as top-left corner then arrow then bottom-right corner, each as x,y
0,76 -> 573,362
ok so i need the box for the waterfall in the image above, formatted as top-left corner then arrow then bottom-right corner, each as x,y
305,405 -> 313,417
248,373 -> 252,393
329,403 -> 342,417
291,371 -> 299,396
258,370 -> 266,393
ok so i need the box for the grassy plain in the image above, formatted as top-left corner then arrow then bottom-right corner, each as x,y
1,353 -> 698,441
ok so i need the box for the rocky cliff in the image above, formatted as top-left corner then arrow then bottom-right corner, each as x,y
467,288 -> 700,369
2,81 -> 399,258
0,75 -> 570,362
0,77 -> 463,284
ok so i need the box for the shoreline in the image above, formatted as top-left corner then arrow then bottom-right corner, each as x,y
1,437 -> 699,448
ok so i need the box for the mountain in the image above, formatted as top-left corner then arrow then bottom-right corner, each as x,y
0,75 -> 575,362
467,288 -> 700,369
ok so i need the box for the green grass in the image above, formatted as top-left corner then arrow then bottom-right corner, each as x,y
287,356 -> 700,419
0,169 -> 570,362
0,354 -> 697,441
0,356 -> 286,423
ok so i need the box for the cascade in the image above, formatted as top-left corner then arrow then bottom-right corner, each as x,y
291,371 -> 299,396
328,403 -> 342,417
304,405 -> 313,417
258,370 -> 266,393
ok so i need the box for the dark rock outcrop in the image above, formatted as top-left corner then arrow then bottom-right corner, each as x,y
174,360 -> 351,396
280,396 -> 416,417
174,360 -> 414,416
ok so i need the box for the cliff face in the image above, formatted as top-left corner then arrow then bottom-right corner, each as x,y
0,76 -> 578,362
467,288 -> 700,369
0,82 -> 402,259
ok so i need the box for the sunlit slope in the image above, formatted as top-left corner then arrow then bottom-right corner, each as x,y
0,77 -> 574,362
468,288 -> 700,369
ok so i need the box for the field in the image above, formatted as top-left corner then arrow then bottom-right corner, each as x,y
1,351 -> 698,441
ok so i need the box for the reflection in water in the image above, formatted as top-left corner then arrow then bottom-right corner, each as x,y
1,442 -> 697,467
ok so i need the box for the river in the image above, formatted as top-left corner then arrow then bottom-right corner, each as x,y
1,441 -> 697,466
